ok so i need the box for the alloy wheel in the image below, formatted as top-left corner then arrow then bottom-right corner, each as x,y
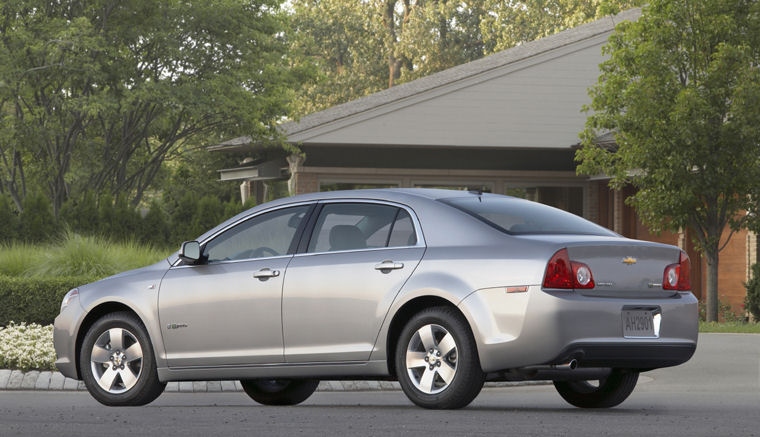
405,323 -> 458,394
89,328 -> 143,394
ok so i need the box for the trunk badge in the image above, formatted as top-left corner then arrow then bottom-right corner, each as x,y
622,257 -> 637,265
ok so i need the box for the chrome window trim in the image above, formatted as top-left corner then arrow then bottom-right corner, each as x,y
170,198 -> 426,267
293,245 -> 422,258
170,254 -> 294,269
170,201 -> 316,267
303,198 -> 426,256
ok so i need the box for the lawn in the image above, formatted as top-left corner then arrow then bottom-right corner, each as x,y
698,321 -> 760,334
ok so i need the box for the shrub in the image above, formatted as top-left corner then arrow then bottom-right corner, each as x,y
0,322 -> 57,371
0,195 -> 19,243
698,297 -> 745,322
24,231 -> 169,278
97,192 -> 116,237
745,263 -> 760,321
0,276 -> 96,325
193,195 -> 223,236
112,193 -> 141,241
170,192 -> 200,243
140,200 -> 170,246
60,190 -> 99,235
0,243 -> 45,277
18,192 -> 57,243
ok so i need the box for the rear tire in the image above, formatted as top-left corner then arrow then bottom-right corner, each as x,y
553,369 -> 639,408
80,312 -> 165,406
395,306 -> 484,409
240,379 -> 319,406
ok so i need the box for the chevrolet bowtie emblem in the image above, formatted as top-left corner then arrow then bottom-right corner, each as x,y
622,257 -> 637,265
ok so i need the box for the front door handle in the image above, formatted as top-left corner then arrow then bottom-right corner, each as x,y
253,268 -> 280,279
374,260 -> 404,271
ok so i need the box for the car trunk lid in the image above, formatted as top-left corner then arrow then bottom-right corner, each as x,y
517,235 -> 684,298
566,243 -> 682,297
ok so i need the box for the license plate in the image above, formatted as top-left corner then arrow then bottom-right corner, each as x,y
622,310 -> 659,338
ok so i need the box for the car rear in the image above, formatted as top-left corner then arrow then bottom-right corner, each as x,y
439,194 -> 698,373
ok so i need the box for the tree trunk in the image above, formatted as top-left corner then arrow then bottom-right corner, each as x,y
704,246 -> 719,322
388,57 -> 402,87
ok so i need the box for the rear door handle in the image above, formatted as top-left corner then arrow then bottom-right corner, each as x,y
253,268 -> 280,279
374,260 -> 404,271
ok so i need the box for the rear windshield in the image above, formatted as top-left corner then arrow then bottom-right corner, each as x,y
440,196 -> 617,236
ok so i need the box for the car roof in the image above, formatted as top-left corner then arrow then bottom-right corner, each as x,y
268,187 -> 484,203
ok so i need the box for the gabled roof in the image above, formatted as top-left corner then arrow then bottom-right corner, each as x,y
212,7 -> 641,151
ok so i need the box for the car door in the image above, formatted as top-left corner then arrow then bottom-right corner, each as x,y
282,201 -> 425,363
158,204 -> 312,367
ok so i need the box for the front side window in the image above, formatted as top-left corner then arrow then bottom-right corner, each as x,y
307,203 -> 418,253
203,205 -> 310,263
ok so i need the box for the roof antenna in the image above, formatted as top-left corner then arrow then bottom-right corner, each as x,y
468,187 -> 483,201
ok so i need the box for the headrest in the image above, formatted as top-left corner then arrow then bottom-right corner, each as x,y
328,225 -> 367,251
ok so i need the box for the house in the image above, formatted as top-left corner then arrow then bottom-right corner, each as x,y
210,8 -> 754,314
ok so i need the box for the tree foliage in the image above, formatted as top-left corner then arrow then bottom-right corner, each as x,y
0,0 -> 298,213
289,0 -> 644,116
480,0 -> 644,53
576,0 -> 760,321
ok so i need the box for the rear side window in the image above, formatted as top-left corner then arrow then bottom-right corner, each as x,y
307,203 -> 419,253
440,196 -> 616,236
388,210 -> 417,247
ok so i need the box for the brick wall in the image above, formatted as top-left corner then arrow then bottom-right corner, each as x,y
716,227 -> 749,315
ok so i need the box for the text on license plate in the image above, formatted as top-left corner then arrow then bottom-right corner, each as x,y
622,310 -> 659,338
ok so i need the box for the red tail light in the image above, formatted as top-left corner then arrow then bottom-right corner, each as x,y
543,248 -> 595,290
663,251 -> 690,291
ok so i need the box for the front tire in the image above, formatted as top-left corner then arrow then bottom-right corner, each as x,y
80,312 -> 165,406
395,306 -> 484,409
553,369 -> 639,408
240,379 -> 320,406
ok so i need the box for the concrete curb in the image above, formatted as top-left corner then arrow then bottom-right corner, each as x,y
0,369 -> 549,392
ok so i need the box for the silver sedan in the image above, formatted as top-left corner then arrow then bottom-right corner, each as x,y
53,189 -> 698,409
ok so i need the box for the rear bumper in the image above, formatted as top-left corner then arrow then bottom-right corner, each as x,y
458,286 -> 698,373
546,342 -> 696,369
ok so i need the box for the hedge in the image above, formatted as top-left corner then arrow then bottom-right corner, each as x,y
0,276 -> 97,326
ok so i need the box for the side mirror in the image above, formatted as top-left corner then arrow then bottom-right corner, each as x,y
179,241 -> 201,263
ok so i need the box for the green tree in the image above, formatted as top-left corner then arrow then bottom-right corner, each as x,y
60,190 -> 99,235
18,192 -> 56,243
193,195 -> 224,238
289,0 -> 490,115
140,200 -> 170,247
0,0 -> 299,214
576,0 -> 760,322
97,192 -> 116,238
111,193 -> 141,241
289,1 -> 645,116
169,192 -> 200,244
289,0 -> 391,115
480,0 -> 645,54
0,195 -> 18,243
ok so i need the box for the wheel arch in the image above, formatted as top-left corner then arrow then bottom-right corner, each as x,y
74,301 -> 144,379
385,296 -> 473,379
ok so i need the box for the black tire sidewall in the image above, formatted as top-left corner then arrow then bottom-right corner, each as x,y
240,379 -> 320,406
80,312 -> 164,406
553,370 -> 639,408
394,307 -> 484,409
